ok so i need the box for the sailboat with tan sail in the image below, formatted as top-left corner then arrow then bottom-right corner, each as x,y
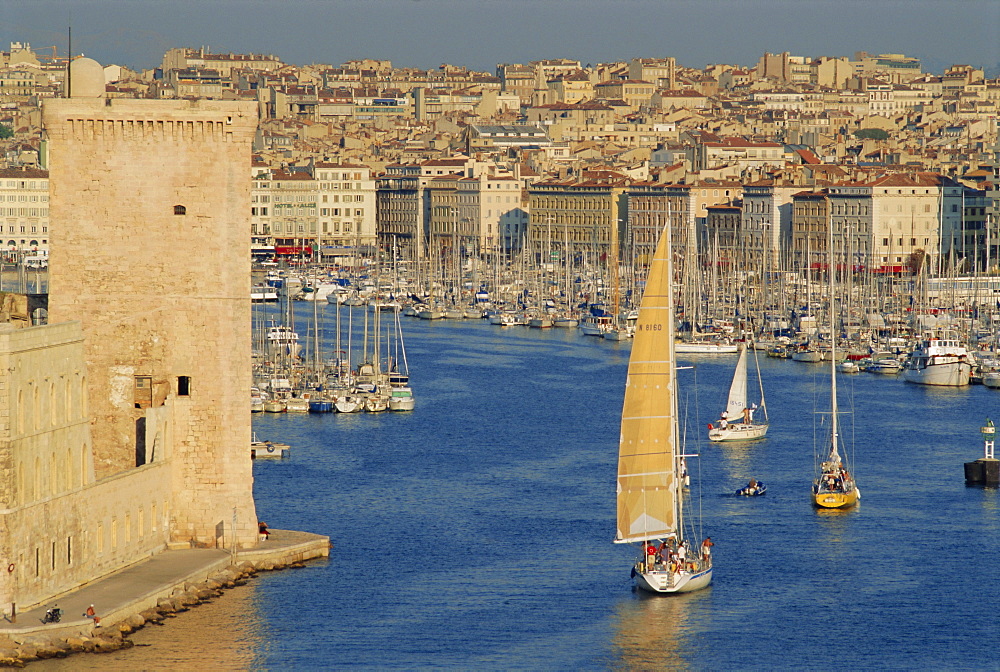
614,220 -> 713,594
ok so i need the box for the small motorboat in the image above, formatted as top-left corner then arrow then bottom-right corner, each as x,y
736,479 -> 767,496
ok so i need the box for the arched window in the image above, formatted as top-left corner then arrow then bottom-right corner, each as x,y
174,205 -> 186,215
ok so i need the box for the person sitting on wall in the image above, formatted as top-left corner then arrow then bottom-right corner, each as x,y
258,521 -> 270,539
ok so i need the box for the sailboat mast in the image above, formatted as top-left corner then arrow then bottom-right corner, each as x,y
664,207 -> 683,536
828,199 -> 839,459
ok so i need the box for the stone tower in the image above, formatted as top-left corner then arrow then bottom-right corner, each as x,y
42,69 -> 260,547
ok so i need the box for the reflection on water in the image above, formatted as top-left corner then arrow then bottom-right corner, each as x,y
717,441 -> 758,484
610,591 -> 704,671
33,583 -> 263,671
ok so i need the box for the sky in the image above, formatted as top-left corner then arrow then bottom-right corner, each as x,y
2,0 -> 999,75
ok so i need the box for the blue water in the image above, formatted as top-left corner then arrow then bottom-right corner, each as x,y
239,303 -> 1000,670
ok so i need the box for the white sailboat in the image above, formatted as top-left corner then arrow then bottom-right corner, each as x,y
708,345 -> 768,442
614,221 -> 713,594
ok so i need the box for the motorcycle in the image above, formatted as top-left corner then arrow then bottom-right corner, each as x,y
41,606 -> 62,624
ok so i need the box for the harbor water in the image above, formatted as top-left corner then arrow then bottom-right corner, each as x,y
38,302 -> 1000,669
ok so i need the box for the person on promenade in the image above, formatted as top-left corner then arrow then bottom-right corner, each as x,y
84,605 -> 101,627
258,521 -> 270,540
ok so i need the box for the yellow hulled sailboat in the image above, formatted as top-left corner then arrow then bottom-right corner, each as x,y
812,210 -> 859,509
614,221 -> 712,594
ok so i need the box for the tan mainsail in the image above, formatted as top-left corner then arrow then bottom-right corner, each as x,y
615,224 -> 679,543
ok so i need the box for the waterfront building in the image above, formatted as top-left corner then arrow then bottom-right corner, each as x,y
376,157 -> 480,260
625,183 -> 699,275
790,188 -> 831,273
425,172 -> 526,259
741,181 -> 798,271
251,161 -> 376,262
869,172 -> 954,273
267,166 -> 317,259
825,182 -> 876,270
527,174 -> 629,268
0,166 -> 48,252
315,161 -> 377,258
704,202 -> 743,268
377,163 -> 428,261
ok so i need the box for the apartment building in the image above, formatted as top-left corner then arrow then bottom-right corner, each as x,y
250,162 -> 376,260
624,183 -> 698,278
704,202 -> 743,269
789,173 -> 960,274
527,175 -> 630,265
790,189 -> 830,270
497,63 -> 536,106
593,80 -> 655,110
693,137 -> 785,172
0,68 -> 35,102
160,48 -> 284,77
377,164 -> 427,260
869,173 -> 953,273
0,166 -> 48,251
741,181 -> 798,270
315,162 -> 377,255
628,58 -> 676,90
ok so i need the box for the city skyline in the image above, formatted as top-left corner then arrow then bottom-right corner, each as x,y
2,0 -> 999,75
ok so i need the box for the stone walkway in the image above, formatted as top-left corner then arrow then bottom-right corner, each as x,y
0,529 -> 329,638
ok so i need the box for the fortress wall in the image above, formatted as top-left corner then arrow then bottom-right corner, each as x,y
42,98 -> 260,547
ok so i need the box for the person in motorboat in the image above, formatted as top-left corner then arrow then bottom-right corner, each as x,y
737,478 -> 765,496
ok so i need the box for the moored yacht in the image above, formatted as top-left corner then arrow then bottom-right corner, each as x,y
902,335 -> 972,386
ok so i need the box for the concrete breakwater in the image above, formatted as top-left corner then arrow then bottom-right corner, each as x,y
0,529 -> 329,667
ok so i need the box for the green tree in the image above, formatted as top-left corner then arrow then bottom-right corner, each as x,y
853,128 -> 889,141
0,124 -> 13,140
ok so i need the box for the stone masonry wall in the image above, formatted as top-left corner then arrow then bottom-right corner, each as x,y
42,98 -> 260,547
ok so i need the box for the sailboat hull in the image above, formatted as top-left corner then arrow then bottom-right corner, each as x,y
675,342 -> 738,354
812,487 -> 859,509
708,423 -> 768,442
635,566 -> 713,594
